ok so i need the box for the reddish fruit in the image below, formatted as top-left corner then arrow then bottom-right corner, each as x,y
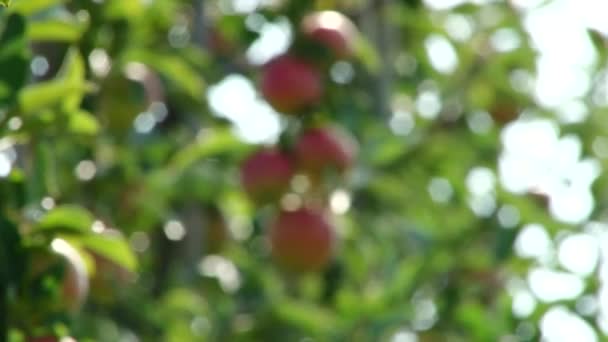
260,54 -> 323,114
270,208 -> 335,272
301,11 -> 358,59
241,149 -> 294,204
294,126 -> 357,176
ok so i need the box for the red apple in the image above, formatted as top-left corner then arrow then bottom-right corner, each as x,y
301,11 -> 358,59
241,149 -> 294,204
294,126 -> 357,176
260,54 -> 323,114
269,208 -> 335,272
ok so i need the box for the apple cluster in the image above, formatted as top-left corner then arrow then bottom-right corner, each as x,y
240,11 -> 359,273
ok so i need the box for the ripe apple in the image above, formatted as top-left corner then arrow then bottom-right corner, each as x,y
29,239 -> 89,314
301,11 -> 358,59
260,54 -> 323,114
269,208 -> 335,272
241,149 -> 294,204
294,126 -> 357,176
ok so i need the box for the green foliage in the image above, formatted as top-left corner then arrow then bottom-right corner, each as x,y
0,13 -> 28,107
1,0 -> 608,341
36,205 -> 95,234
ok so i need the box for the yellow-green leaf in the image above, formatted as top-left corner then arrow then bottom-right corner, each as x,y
124,49 -> 205,99
37,205 -> 95,234
78,234 -> 138,272
68,110 -> 100,135
18,48 -> 88,113
27,19 -> 86,43
170,128 -> 246,173
11,0 -> 65,15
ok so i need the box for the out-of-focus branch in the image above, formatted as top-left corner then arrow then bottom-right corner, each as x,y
181,204 -> 204,281
361,0 -> 395,119
183,0 -> 207,278
192,0 -> 206,48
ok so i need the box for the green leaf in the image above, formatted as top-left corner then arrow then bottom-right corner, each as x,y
36,205 -> 95,234
62,48 -> 87,111
170,128 -> 247,173
0,13 -> 28,106
28,142 -> 59,201
0,216 -> 24,285
124,49 -> 205,99
10,0 -> 66,15
19,81 -> 82,114
68,110 -> 100,135
588,29 -> 607,64
27,19 -> 86,43
494,226 -> 520,263
0,0 -> 11,7
354,36 -> 381,73
368,135 -> 409,167
104,0 -> 144,19
273,299 -> 341,334
78,234 -> 138,272
162,288 -> 207,313
0,13 -> 26,57
19,47 -> 88,113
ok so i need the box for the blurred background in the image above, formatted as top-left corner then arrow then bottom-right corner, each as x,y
2,0 -> 608,341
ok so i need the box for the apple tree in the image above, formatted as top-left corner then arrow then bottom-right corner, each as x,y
1,0 -> 608,341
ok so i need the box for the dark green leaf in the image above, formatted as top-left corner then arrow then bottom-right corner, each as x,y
0,13 -> 28,106
0,216 -> 24,285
